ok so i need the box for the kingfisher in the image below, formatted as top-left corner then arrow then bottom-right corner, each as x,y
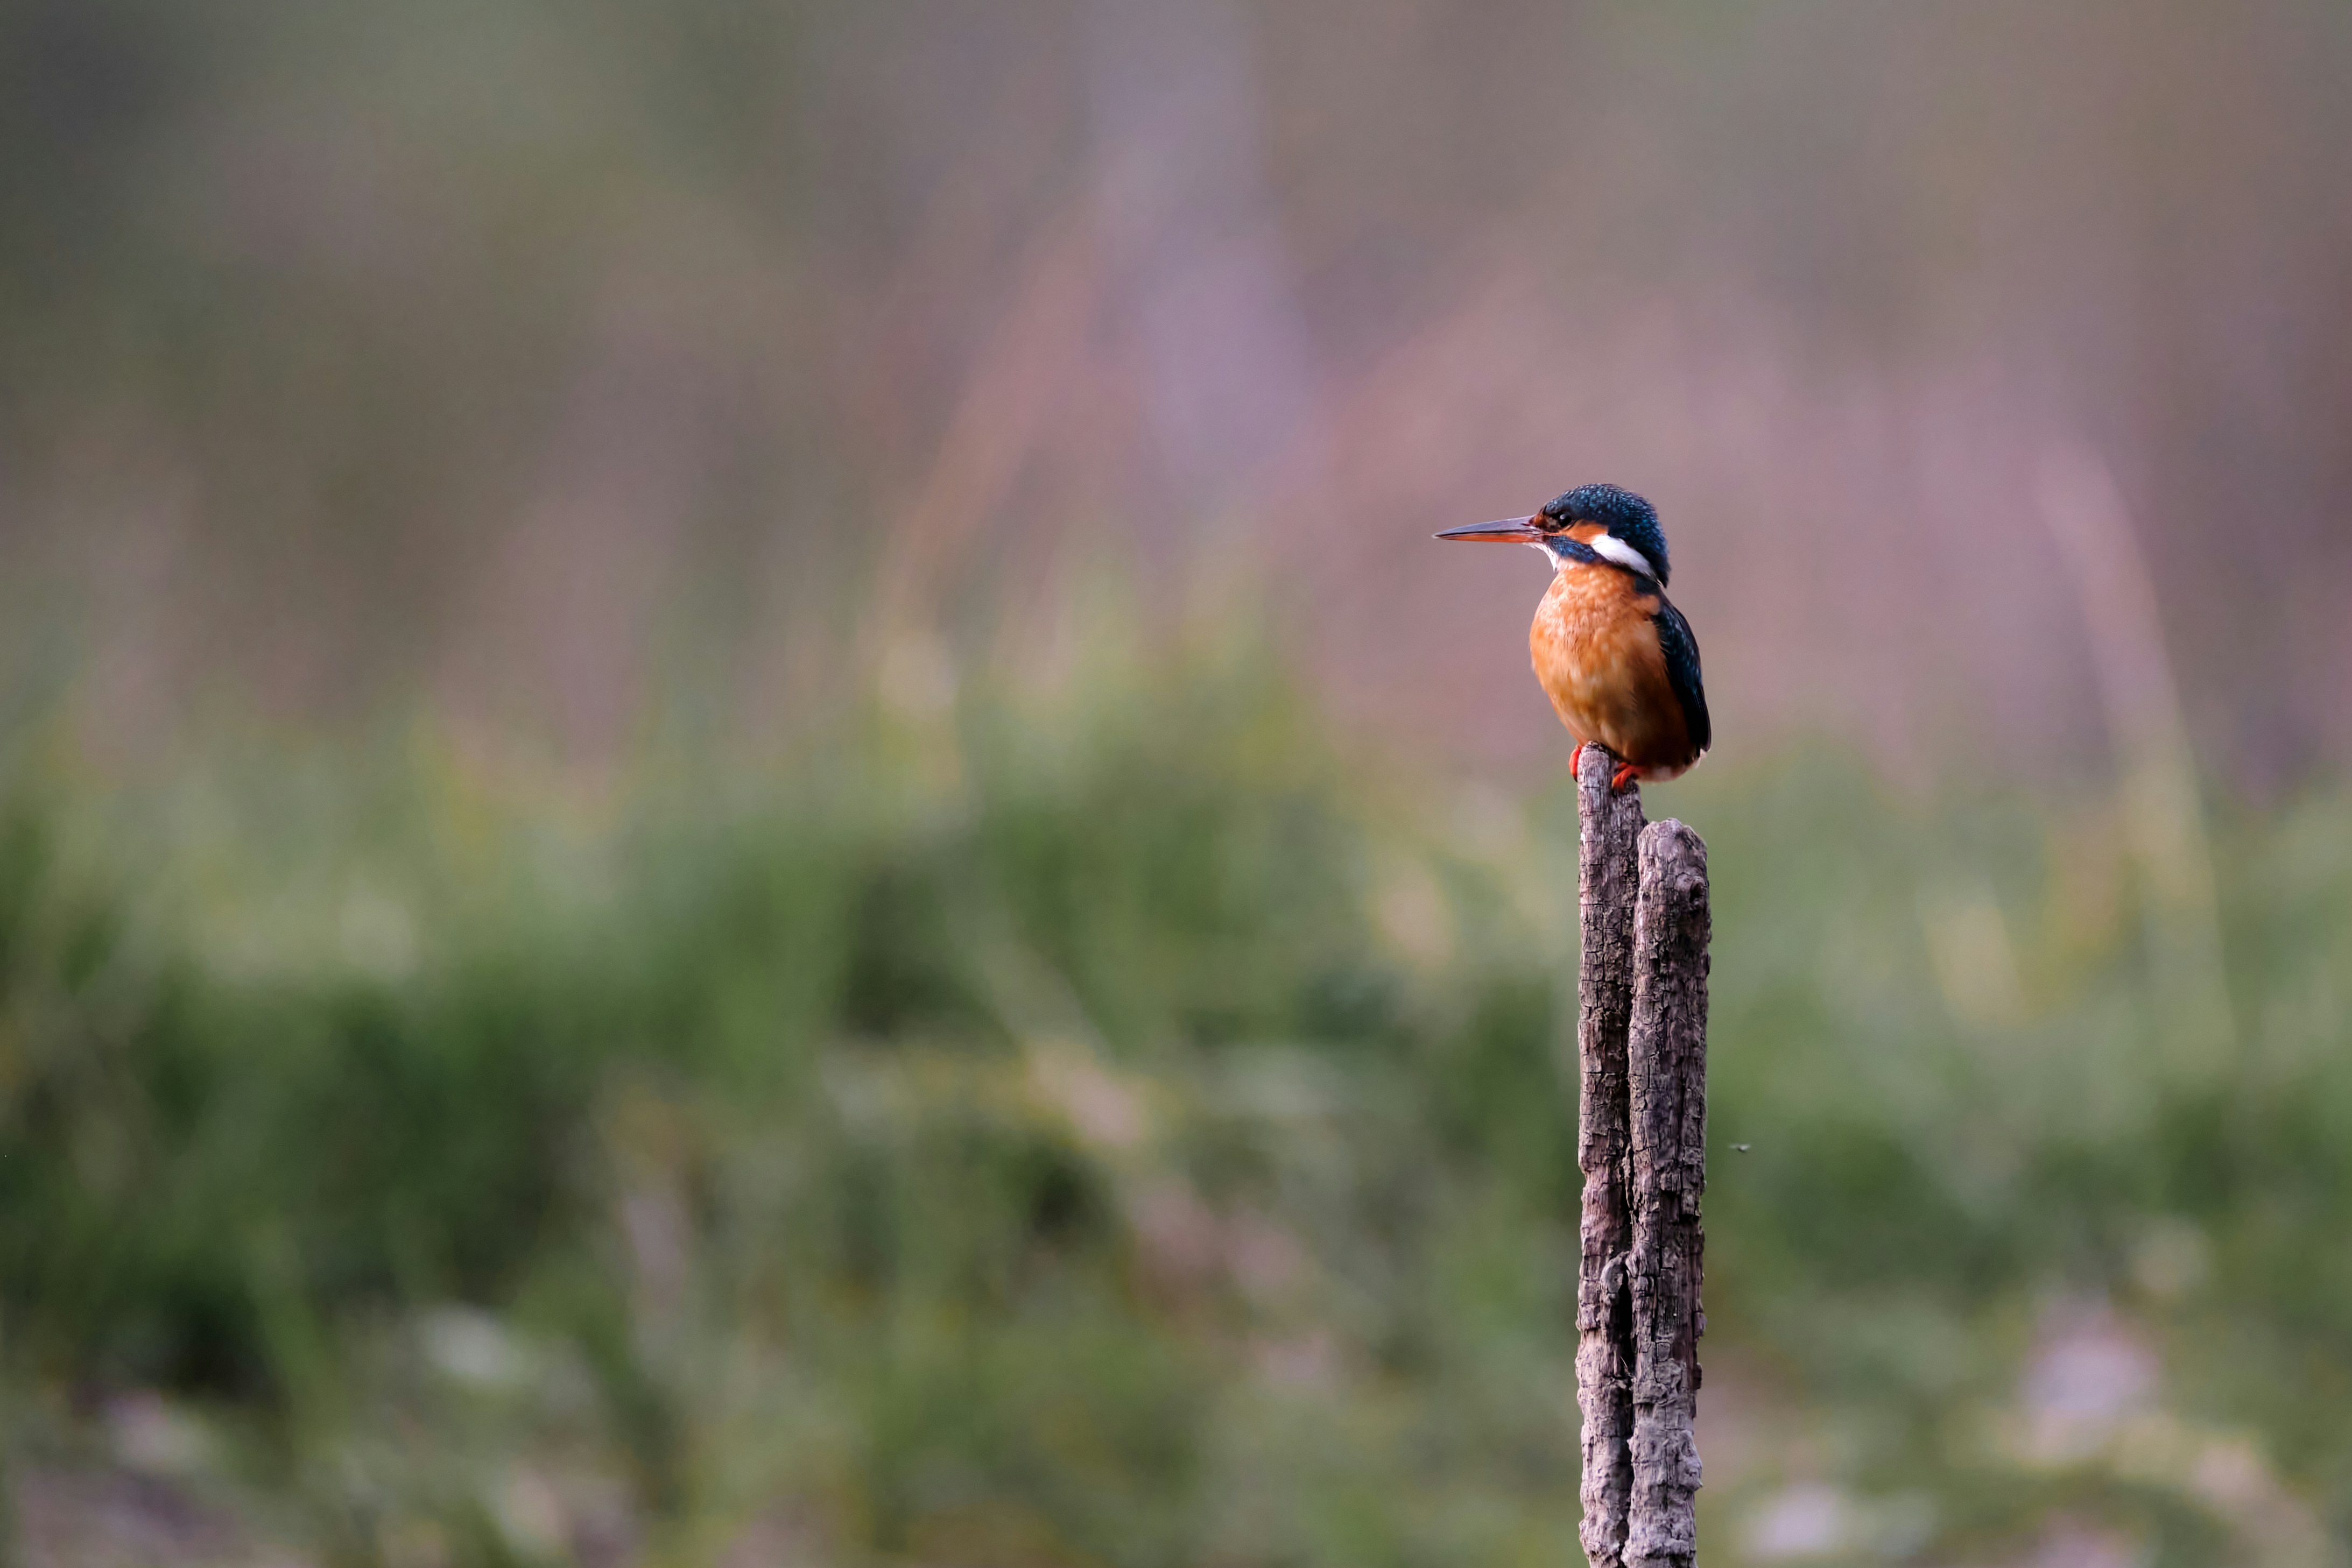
1436,483 -> 1709,791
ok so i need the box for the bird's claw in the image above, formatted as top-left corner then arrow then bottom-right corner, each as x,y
1610,763 -> 1639,793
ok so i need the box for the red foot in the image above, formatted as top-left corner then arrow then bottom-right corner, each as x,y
1571,741 -> 1586,778
1610,763 -> 1639,793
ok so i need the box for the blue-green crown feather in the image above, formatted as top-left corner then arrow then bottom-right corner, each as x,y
1541,483 -> 1670,585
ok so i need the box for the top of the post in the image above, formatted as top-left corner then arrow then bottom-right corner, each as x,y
1638,818 -> 1708,879
1576,744 -> 1647,850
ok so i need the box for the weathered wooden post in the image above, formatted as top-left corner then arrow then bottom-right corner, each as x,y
1575,747 -> 1709,1568
1626,820 -> 1709,1568
1574,744 -> 1643,1567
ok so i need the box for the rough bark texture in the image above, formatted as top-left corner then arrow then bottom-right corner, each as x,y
1574,745 -> 1645,1568
1625,820 -> 1710,1568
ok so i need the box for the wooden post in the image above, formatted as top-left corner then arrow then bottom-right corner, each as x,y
1575,749 -> 1709,1568
1574,745 -> 1643,1568
1626,821 -> 1709,1568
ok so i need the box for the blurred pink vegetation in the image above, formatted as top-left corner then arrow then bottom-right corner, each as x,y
23,0 -> 2352,789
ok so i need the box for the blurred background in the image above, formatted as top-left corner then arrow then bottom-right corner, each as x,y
2,0 -> 2350,1563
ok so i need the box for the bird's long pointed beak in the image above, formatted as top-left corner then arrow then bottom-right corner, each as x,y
1434,515 -> 1545,543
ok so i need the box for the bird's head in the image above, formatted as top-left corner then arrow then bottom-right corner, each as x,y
1434,482 -> 1669,585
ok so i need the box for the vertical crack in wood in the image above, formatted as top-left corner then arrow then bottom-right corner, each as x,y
1575,745 -> 1644,1568
1626,820 -> 1710,1568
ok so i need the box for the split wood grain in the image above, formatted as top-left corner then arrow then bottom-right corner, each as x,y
1574,744 -> 1643,1568
1625,820 -> 1709,1568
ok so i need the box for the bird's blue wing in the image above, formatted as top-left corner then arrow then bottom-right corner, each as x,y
1653,599 -> 1710,755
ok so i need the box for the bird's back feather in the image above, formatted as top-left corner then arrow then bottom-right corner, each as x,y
1651,598 -> 1710,757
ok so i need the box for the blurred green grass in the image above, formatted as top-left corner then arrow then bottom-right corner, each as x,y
1,653 -> 2348,1566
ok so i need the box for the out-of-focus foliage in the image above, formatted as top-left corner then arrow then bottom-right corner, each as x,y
1,650 -> 2347,1566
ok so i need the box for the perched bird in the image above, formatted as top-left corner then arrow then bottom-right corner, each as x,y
1436,483 -> 1709,791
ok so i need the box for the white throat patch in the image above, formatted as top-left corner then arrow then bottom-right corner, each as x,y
1585,533 -> 1657,578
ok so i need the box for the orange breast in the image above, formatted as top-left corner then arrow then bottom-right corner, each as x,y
1529,563 -> 1698,779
